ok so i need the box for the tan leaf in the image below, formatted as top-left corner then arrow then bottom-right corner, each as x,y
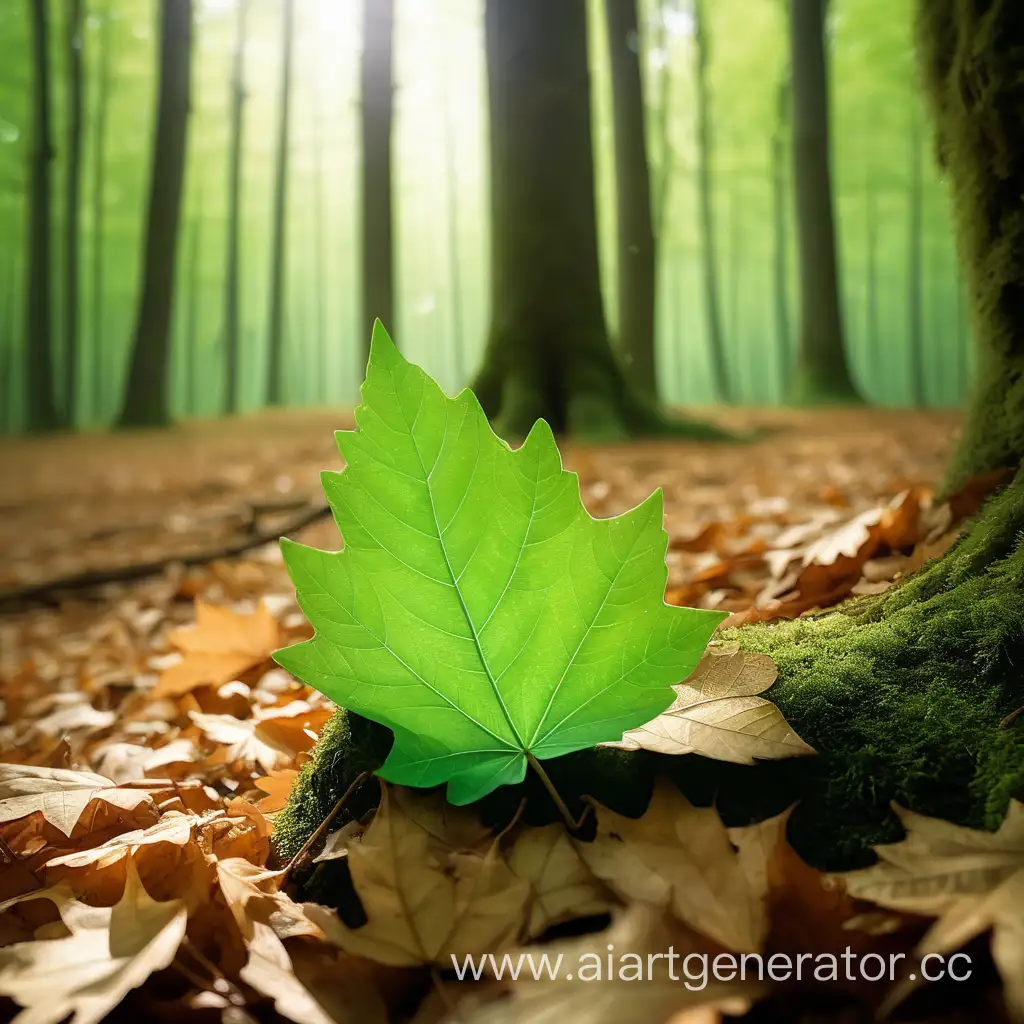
0,858 -> 187,1024
604,648 -> 814,763
153,600 -> 281,698
216,857 -> 325,941
0,764 -> 154,837
505,824 -> 615,939
312,785 -> 528,967
254,768 -> 299,815
576,782 -> 768,952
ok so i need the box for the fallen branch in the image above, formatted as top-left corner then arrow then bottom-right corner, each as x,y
0,502 -> 332,612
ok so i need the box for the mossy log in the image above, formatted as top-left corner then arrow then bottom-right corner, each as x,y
275,0 -> 1024,875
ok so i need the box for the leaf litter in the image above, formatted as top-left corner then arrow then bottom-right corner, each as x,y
0,388 -> 1016,1022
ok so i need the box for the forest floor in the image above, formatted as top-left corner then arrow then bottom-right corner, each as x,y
2,405 -> 1017,1024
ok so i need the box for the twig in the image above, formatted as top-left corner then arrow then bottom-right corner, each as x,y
0,502 -> 332,611
526,753 -> 587,832
281,771 -> 375,886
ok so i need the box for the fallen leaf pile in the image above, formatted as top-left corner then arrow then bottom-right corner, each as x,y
1,405 -> 1018,1022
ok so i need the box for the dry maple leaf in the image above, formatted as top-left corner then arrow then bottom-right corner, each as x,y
310,785 -> 528,967
603,646 -> 814,763
576,781 -> 771,953
840,801 -> 1024,1018
254,768 -> 299,815
153,600 -> 281,699
0,764 -> 154,837
216,857 -> 325,941
505,824 -> 615,939
0,858 -> 188,1024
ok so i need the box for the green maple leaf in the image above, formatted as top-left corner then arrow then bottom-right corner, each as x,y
275,322 -> 725,805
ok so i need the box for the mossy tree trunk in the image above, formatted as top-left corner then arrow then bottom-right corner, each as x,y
360,0 -> 394,360
907,101 -> 926,406
64,0 -> 84,426
789,0 -> 862,405
90,5 -> 111,422
116,0 -> 192,429
604,0 -> 657,399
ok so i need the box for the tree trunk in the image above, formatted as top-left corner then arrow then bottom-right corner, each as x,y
438,54 -> 465,383
693,0 -> 730,402
185,189 -> 202,416
907,102 -> 926,405
864,167 -> 879,387
789,0 -> 862,404
223,0 -> 247,414
360,0 -> 394,359
64,0 -> 84,426
116,0 -> 192,428
312,75 -> 326,403
604,0 -> 657,398
25,0 -> 61,432
771,73 -> 792,385
651,0 -> 673,239
90,4 -> 111,423
264,0 -> 293,407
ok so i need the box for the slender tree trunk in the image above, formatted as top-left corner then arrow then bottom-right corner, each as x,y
438,57 -> 465,383
26,0 -> 61,432
864,168 -> 879,388
771,72 -> 792,384
652,0 -> 673,238
604,0 -> 657,397
693,0 -> 730,401
90,5 -> 111,422
264,0 -> 293,406
116,0 -> 192,428
360,0 -> 394,357
223,0 -> 247,413
64,0 -> 84,426
312,75 -> 327,402
907,102 -> 926,405
789,0 -> 862,403
185,188 -> 202,416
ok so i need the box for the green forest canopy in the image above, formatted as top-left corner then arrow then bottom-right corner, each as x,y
0,0 -> 968,432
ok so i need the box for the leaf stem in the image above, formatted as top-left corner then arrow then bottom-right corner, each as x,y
526,752 -> 585,832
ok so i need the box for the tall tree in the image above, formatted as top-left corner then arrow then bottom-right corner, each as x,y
360,0 -> 395,358
223,0 -> 247,413
116,0 -> 192,428
64,0 -> 84,425
264,0 -> 294,406
864,167 -> 880,386
907,101 -> 926,405
312,70 -> 327,401
604,0 -> 656,397
90,4 -> 111,422
789,0 -> 861,403
25,0 -> 61,432
771,72 -> 792,382
693,0 -> 730,401
184,187 -> 202,416
471,0 -> 724,440
438,55 -> 465,382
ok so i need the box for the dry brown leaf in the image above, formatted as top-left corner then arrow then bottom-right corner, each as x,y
604,646 -> 814,763
254,768 -> 299,814
0,857 -> 187,1024
576,781 -> 769,952
505,824 -> 615,939
216,857 -> 325,941
0,764 -> 154,837
153,600 -> 281,698
311,785 -> 528,966
841,800 -> 1024,1017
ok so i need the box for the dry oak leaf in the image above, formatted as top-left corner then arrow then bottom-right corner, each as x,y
576,781 -> 770,952
603,646 -> 814,764
505,824 -> 615,939
840,800 -> 1024,1018
0,858 -> 187,1024
0,764 -> 154,837
153,600 -> 281,699
310,785 -> 529,967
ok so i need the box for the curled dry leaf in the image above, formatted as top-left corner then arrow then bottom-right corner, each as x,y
216,856 -> 325,941
254,768 -> 299,815
310,785 -> 529,967
576,781 -> 771,953
0,764 -> 154,837
0,858 -> 187,1024
840,800 -> 1024,1018
604,646 -> 814,764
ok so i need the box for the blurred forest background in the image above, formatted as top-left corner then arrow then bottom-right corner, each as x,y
0,0 -> 969,434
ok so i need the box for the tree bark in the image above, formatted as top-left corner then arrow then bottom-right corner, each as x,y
264,0 -> 293,407
693,0 -> 730,402
907,102 -> 926,405
90,4 -> 111,423
789,0 -> 862,403
604,0 -> 657,398
25,0 -> 61,432
223,0 -> 247,414
64,0 -> 84,426
360,0 -> 394,359
116,0 -> 192,428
